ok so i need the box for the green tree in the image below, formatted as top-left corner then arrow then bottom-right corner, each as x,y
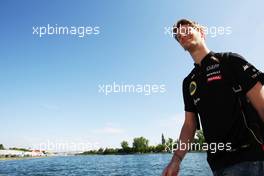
196,130 -> 205,144
121,141 -> 131,153
97,148 -> 104,154
161,133 -> 165,145
121,141 -> 129,150
155,144 -> 165,153
132,136 -> 149,153
9,147 -> 30,152
164,138 -> 176,153
192,130 -> 205,151
168,138 -> 173,144
165,138 -> 174,147
0,144 -> 4,150
146,145 -> 155,153
103,148 -> 117,154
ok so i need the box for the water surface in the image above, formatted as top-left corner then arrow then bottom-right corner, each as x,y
0,153 -> 213,176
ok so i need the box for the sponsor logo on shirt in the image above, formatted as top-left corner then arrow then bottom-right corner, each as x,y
207,75 -> 222,82
251,71 -> 262,79
206,64 -> 219,72
206,70 -> 221,77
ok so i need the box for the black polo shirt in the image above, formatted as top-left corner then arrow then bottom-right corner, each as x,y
182,51 -> 264,171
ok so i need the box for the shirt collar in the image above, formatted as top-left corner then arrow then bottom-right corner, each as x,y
194,51 -> 215,68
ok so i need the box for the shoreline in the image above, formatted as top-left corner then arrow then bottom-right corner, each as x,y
77,151 -> 206,156
0,152 -> 207,161
0,156 -> 52,161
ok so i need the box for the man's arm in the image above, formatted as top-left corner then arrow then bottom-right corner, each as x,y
171,111 -> 197,162
162,111 -> 197,176
247,81 -> 264,122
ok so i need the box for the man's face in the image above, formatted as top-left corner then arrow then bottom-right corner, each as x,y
175,24 -> 204,51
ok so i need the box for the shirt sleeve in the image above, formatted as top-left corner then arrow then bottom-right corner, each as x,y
228,52 -> 264,93
182,78 -> 197,112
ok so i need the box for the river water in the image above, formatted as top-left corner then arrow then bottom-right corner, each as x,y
0,153 -> 213,176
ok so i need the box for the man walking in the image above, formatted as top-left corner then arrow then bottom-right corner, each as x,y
162,19 -> 264,176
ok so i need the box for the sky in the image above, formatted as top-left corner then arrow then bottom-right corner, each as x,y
0,0 -> 264,151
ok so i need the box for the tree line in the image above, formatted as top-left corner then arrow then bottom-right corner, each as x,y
1,130 -> 206,155
79,130 -> 205,155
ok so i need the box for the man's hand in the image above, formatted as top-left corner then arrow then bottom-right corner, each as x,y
162,160 -> 180,176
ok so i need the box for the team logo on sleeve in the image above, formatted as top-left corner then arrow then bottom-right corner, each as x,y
243,63 -> 250,71
189,81 -> 197,96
